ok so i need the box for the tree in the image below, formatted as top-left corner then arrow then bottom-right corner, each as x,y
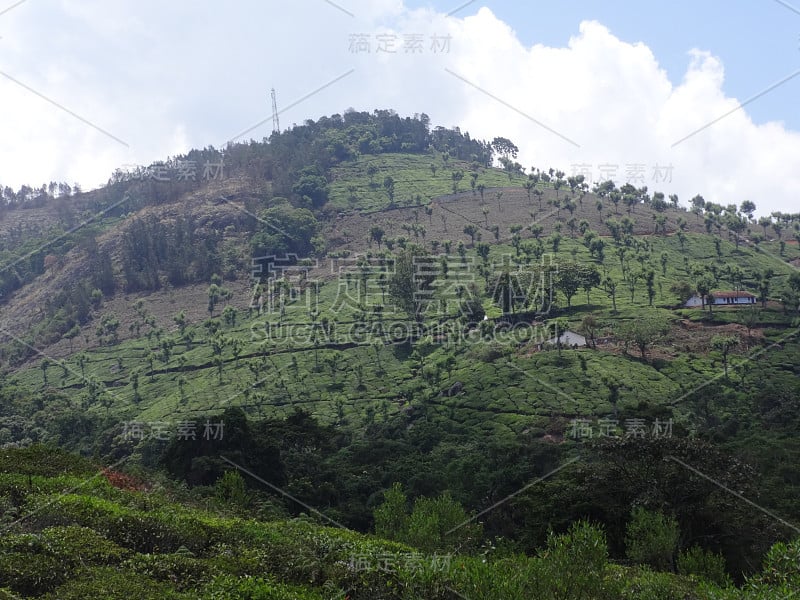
405,492 -> 482,553
374,482 -> 409,540
549,232 -> 562,254
208,284 -> 222,316
76,353 -> 88,380
603,277 -> 618,313
696,277 -> 713,312
524,180 -> 535,203
475,242 -> 490,263
463,224 -> 478,247
129,368 -> 141,403
366,164 -> 379,185
492,269 -> 522,313
291,167 -> 328,207
669,281 -> 694,306
726,213 -> 747,248
173,311 -> 187,335
555,263 -> 585,308
383,176 -> 395,203
644,270 -> 656,306
451,170 -> 464,194
458,284 -> 485,326
222,305 -> 237,327
374,483 -> 482,553
740,200 -> 756,221
738,305 -> 761,339
582,265 -> 601,304
623,269 -> 641,303
617,313 -> 670,358
579,314 -> 599,348
369,226 -> 385,249
788,272 -> 800,296
757,269 -> 773,308
388,245 -> 435,321
759,216 -> 772,238
40,358 -> 50,387
64,325 -> 80,352
490,136 -> 519,160
711,334 -> 738,379
95,313 -> 120,345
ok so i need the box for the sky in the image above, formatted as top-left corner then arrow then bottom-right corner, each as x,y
1,0 -> 799,215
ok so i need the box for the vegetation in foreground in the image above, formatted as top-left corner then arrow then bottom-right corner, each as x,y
0,445 -> 798,599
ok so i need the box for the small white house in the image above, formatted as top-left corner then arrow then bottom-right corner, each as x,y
685,290 -> 757,308
544,330 -> 587,348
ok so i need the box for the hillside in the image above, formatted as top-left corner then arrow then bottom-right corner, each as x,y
1,109 -> 800,597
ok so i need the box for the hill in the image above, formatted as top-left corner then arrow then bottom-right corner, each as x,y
1,109 -> 800,596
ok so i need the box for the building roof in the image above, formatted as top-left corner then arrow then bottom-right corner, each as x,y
545,330 -> 587,346
710,290 -> 756,299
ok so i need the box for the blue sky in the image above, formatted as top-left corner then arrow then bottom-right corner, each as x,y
406,0 -> 800,129
1,0 -> 799,214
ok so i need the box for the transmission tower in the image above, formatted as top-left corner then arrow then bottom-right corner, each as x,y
270,88 -> 280,134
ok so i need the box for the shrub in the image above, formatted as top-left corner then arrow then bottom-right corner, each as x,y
124,552 -> 220,591
620,568 -> 699,599
40,525 -> 130,564
39,566 -> 190,599
0,552 -> 70,596
214,471 -> 252,509
28,494 -> 211,554
677,545 -> 732,588
751,537 -> 800,588
373,482 -> 409,542
0,445 -> 96,477
534,521 -> 620,599
625,507 -> 679,571
373,484 -> 482,553
202,575 -> 325,599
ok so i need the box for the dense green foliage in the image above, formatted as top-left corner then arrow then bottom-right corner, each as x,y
0,446 -> 798,598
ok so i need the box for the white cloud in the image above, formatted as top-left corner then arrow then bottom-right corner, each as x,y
0,2 -> 797,215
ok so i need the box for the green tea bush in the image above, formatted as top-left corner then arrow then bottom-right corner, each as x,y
27,494 -> 212,553
0,445 -> 97,477
125,552 -> 220,591
202,575 -> 325,599
40,566 -> 191,599
0,552 -> 69,596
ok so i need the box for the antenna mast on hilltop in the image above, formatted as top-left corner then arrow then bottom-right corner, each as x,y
271,88 -> 280,134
